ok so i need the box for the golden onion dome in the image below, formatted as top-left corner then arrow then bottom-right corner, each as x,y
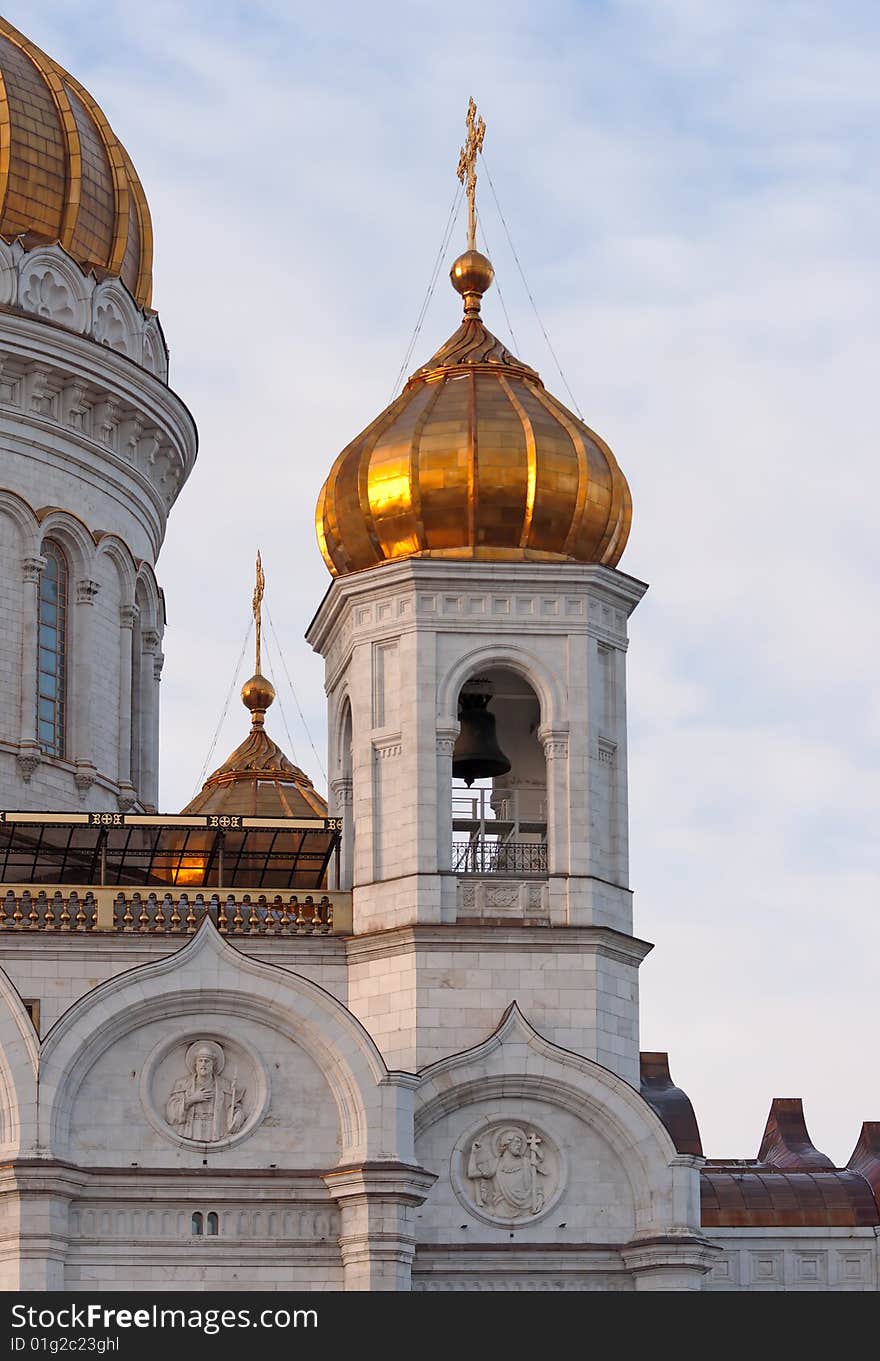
0,16 -> 152,307
316,247 -> 632,576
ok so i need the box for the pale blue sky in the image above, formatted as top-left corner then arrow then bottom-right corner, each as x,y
8,0 -> 880,1163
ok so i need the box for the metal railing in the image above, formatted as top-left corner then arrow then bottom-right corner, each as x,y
0,886 -> 353,935
453,840 -> 548,876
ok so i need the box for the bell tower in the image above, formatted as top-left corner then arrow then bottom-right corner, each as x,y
308,102 -> 649,1082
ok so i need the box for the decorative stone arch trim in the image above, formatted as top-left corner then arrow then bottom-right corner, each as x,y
0,965 -> 40,1159
415,1004 -> 697,1241
35,508 -> 97,582
0,238 -> 17,307
0,487 -> 41,557
133,562 -> 163,635
141,315 -> 169,382
437,641 -> 567,734
92,278 -> 143,364
38,918 -> 411,1167
18,246 -> 93,335
93,533 -> 138,609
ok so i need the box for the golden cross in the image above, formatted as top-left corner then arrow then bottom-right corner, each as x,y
252,549 -> 265,673
457,96 -> 486,252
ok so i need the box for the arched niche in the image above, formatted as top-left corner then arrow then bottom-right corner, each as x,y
451,666 -> 548,879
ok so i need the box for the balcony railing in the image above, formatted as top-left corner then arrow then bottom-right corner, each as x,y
453,840 -> 548,876
0,886 -> 352,935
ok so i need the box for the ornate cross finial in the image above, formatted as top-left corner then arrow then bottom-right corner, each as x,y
252,549 -> 265,673
457,96 -> 486,252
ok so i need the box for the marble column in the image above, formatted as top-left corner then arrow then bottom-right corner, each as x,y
116,605 -> 138,809
16,554 -> 46,782
72,578 -> 100,795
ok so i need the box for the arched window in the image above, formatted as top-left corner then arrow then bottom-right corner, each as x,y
37,543 -> 68,757
206,1211 -> 219,1236
191,1212 -> 203,1236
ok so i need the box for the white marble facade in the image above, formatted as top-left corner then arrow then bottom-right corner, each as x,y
0,240 -> 197,811
0,921 -> 717,1292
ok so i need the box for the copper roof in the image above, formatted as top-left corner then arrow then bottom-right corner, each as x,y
757,1097 -> 835,1170
700,1168 -> 879,1229
0,17 -> 152,306
700,1098 -> 880,1228
639,1052 -> 703,1156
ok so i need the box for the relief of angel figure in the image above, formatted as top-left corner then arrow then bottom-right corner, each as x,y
467,1126 -> 548,1218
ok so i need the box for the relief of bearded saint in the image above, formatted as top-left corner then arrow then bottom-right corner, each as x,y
164,1040 -> 245,1142
467,1126 -> 548,1218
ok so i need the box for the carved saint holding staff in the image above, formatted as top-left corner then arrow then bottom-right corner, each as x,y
165,1039 -> 245,1142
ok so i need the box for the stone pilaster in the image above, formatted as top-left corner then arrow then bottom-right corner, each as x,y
621,1235 -> 720,1291
323,1163 -> 436,1292
0,1163 -> 87,1291
116,605 -> 138,808
139,628 -> 162,811
71,578 -> 100,791
17,554 -> 46,780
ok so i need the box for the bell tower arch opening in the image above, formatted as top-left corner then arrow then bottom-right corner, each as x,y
451,668 -> 547,880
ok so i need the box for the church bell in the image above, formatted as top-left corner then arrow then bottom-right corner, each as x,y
452,692 -> 512,787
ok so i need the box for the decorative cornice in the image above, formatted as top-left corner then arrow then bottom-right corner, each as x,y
538,725 -> 570,759
373,736 -> 402,760
15,743 -> 41,781
73,761 -> 97,795
0,238 -> 161,369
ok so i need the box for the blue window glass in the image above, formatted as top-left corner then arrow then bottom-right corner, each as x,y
36,544 -> 67,757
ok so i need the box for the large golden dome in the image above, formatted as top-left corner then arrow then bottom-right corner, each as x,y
316,253 -> 631,577
0,17 -> 152,307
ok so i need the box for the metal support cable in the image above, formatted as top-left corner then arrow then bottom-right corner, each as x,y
265,606 -> 327,784
389,182 -> 464,401
191,616 -> 253,798
262,630 -> 299,765
480,153 -> 585,419
477,217 -> 520,354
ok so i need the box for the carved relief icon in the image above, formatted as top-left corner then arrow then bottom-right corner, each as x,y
164,1039 -> 245,1143
467,1125 -> 548,1218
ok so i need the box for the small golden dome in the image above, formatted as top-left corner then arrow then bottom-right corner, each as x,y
316,255 -> 631,577
241,672 -> 275,723
0,17 -> 153,307
182,673 -> 327,820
